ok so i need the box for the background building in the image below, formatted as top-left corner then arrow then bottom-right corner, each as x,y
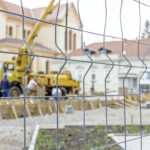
0,0 -> 81,73
52,39 -> 150,94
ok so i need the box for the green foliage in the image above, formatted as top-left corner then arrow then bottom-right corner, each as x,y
111,125 -> 117,132
126,125 -> 139,133
35,125 -> 150,150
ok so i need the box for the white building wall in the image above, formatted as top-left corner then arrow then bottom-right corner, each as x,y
51,54 -> 120,93
36,24 -> 55,49
5,17 -> 33,39
66,4 -> 81,51
0,13 -> 6,39
37,4 -> 81,53
51,54 -> 150,94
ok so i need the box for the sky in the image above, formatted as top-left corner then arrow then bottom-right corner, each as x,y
3,0 -> 150,44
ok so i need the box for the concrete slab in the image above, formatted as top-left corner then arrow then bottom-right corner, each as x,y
112,134 -> 150,150
0,127 -> 33,150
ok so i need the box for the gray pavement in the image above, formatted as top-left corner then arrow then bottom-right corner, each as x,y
0,107 -> 150,149
112,135 -> 150,150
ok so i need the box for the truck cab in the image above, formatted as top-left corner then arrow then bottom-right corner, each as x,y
0,61 -> 23,97
0,61 -> 17,81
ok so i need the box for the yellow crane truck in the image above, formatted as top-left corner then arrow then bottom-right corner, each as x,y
0,0 -> 80,97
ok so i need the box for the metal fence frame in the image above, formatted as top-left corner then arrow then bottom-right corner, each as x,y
0,0 -> 150,150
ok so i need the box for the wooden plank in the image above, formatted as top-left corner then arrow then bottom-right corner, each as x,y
37,104 -> 43,116
79,101 -> 83,110
142,95 -> 150,103
48,103 -> 53,114
54,102 -> 57,112
6,100 -> 10,105
98,101 -> 102,108
26,104 -> 31,117
117,100 -> 130,107
126,99 -> 139,107
59,101 -> 65,113
89,102 -> 94,110
108,101 -> 121,108
29,99 -> 34,104
131,95 -> 139,101
11,105 -> 18,119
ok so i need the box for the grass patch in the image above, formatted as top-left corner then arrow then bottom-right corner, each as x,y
35,125 -> 150,150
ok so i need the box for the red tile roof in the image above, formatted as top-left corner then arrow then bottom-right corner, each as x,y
2,1 -> 32,17
67,38 -> 150,58
31,4 -> 67,22
67,49 -> 85,58
2,0 -> 71,21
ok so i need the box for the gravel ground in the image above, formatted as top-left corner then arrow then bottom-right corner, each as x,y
0,127 -> 33,150
0,107 -> 150,149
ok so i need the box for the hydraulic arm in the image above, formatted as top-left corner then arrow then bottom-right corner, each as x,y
16,0 -> 58,74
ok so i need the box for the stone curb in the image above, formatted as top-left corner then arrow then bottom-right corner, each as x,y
28,125 -> 40,150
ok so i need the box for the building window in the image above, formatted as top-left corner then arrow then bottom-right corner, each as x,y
27,30 -> 30,36
12,56 -> 16,60
46,61 -> 50,74
6,25 -> 8,36
73,33 -> 76,50
8,64 -> 14,71
24,29 -> 26,38
147,72 -> 150,80
77,70 -> 82,81
9,26 -> 13,37
78,74 -> 82,81
65,30 -> 68,51
69,30 -> 72,50
92,73 -> 96,81
133,78 -> 137,88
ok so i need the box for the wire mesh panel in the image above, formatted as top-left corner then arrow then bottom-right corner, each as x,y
1,0 -> 150,150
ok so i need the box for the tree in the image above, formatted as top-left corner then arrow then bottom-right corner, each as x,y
142,20 -> 150,38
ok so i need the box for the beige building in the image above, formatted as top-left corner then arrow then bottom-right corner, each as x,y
0,0 -> 81,73
52,38 -> 150,94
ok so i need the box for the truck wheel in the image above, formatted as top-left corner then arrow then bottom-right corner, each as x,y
74,90 -> 79,95
60,87 -> 68,99
60,87 -> 67,99
9,86 -> 21,97
0,91 -> 2,97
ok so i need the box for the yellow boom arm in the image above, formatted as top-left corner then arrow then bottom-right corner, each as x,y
16,0 -> 57,72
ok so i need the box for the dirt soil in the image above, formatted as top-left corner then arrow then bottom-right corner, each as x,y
35,125 -> 150,150
36,125 -> 140,150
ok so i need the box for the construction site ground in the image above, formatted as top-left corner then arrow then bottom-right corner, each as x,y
1,106 -> 150,150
